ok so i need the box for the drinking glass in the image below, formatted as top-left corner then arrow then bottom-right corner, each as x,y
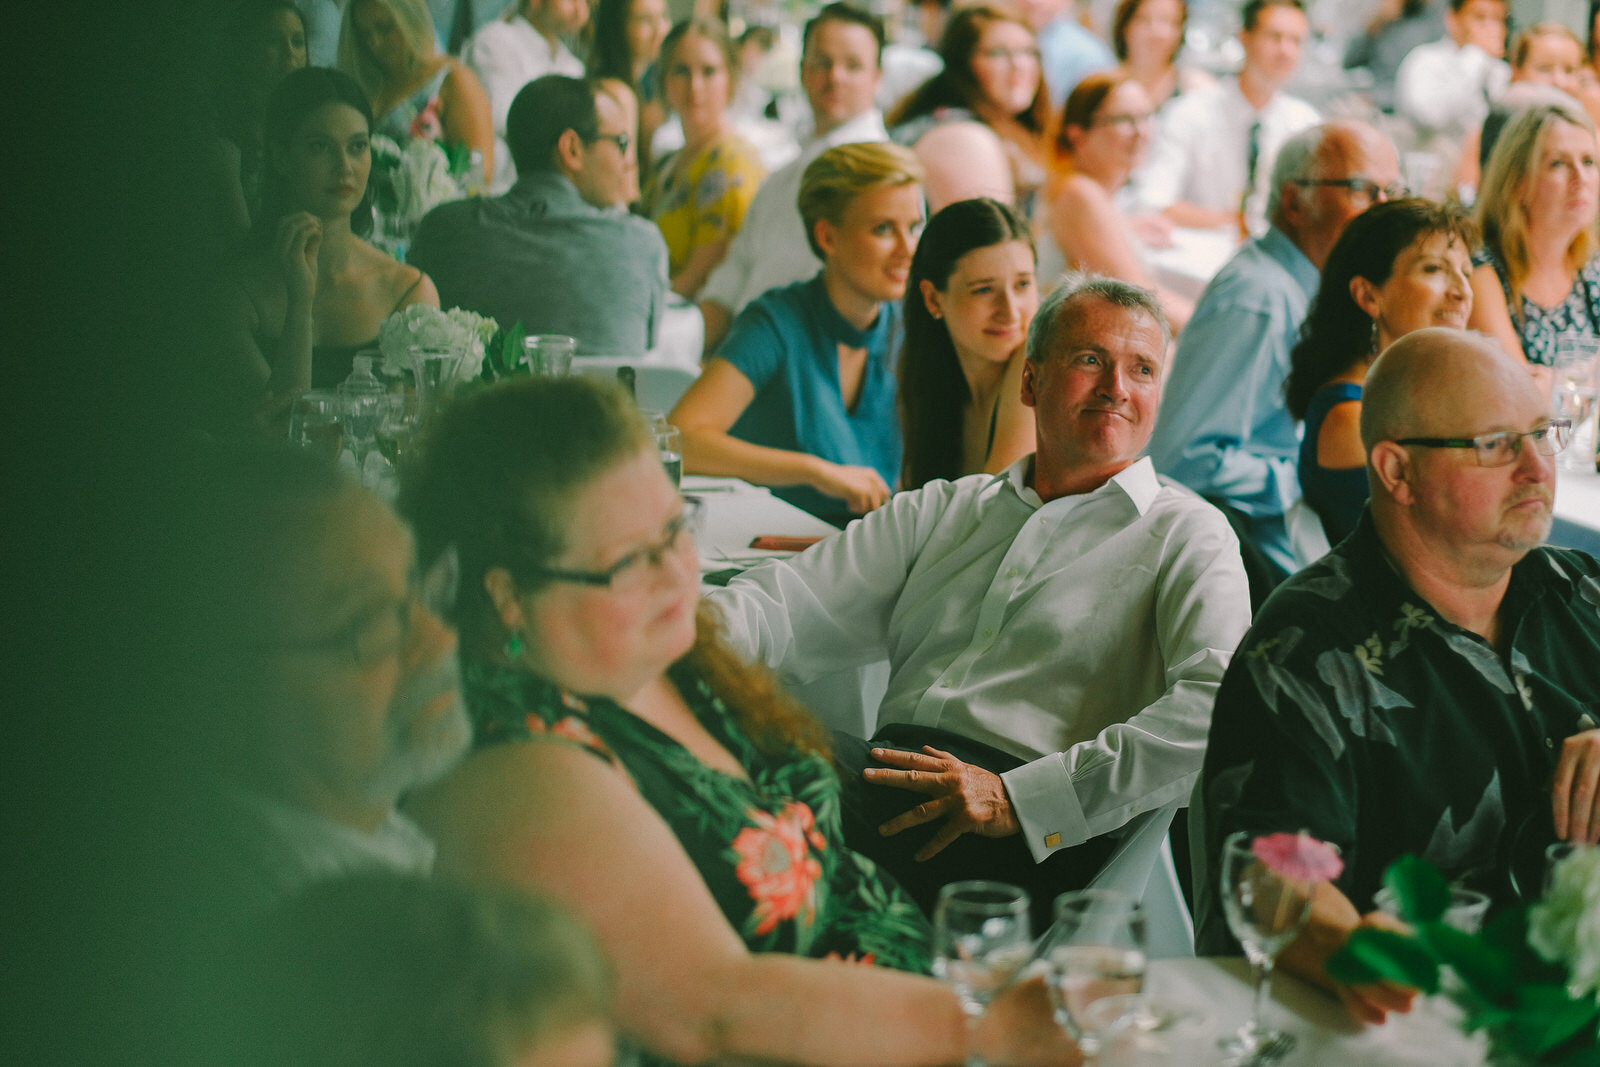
932,881 -> 1032,1067
656,423 -> 683,489
288,390 -> 343,460
1041,889 -> 1148,1055
523,334 -> 576,377
1552,334 -> 1599,471
1077,993 -> 1204,1066
1374,883 -> 1491,933
1217,831 -> 1314,1062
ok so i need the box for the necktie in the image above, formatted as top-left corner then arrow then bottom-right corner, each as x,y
448,0 -> 475,55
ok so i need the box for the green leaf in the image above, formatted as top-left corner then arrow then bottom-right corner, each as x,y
1383,855 -> 1450,923
1509,984 -> 1600,1057
1416,920 -> 1516,1001
1327,928 -> 1440,994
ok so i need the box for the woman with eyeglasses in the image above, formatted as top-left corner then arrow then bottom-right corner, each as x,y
398,376 -> 1073,1067
1467,98 -> 1600,369
1285,199 -> 1477,544
1041,70 -> 1192,331
886,3 -> 1050,212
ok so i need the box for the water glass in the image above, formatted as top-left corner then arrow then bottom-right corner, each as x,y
656,423 -> 683,489
1041,889 -> 1148,1054
1551,334 -> 1599,471
288,390 -> 343,460
1218,831 -> 1314,1063
933,881 -> 1032,1067
523,334 -> 576,377
1373,883 -> 1491,933
1077,993 -> 1204,1066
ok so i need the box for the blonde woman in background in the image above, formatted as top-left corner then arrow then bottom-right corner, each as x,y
646,18 -> 767,298
1468,98 -> 1600,368
338,0 -> 496,181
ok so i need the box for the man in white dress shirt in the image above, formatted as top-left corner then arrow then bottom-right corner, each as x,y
697,3 -> 891,356
1131,0 -> 1319,237
710,276 -> 1252,918
1394,0 -> 1509,154
465,0 -> 589,135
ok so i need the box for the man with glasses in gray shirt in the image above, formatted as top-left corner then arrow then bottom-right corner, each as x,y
410,76 -> 669,355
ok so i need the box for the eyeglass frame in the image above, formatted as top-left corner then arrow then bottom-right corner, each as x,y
528,497 -> 702,589
1289,177 -> 1408,206
1090,110 -> 1154,131
974,45 -> 1041,64
1393,419 -> 1571,467
251,546 -> 461,666
587,131 -> 632,153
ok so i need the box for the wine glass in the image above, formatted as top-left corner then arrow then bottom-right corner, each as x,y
1040,889 -> 1148,1056
932,881 -> 1032,1067
1551,333 -> 1598,471
1217,831 -> 1314,1062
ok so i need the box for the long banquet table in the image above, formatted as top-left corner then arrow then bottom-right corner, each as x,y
1122,957 -> 1487,1065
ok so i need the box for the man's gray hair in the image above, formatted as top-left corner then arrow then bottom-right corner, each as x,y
1025,272 -> 1171,363
1265,124 -> 1325,222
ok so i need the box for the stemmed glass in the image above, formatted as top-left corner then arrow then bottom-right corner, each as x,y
1551,333 -> 1599,471
1217,831 -> 1315,1063
932,881 -> 1033,1067
1040,889 -> 1148,1057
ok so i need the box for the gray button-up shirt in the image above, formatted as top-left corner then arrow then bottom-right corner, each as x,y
411,171 -> 670,356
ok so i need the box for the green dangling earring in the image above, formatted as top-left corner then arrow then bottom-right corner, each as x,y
504,628 -> 527,661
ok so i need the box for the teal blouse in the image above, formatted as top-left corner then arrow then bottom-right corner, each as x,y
464,657 -> 933,972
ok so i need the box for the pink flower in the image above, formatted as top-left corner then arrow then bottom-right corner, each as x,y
1252,832 -> 1344,882
409,99 -> 443,142
731,802 -> 824,936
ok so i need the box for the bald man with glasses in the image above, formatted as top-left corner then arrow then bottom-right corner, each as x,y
1194,328 -> 1600,1024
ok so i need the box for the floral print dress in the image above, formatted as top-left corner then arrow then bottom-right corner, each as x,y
464,657 -> 932,972
644,133 -> 765,279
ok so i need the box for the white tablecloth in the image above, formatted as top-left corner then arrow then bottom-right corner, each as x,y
1123,957 -> 1487,1065
1553,465 -> 1600,556
1145,225 -> 1240,304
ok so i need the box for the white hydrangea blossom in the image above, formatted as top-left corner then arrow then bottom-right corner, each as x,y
379,305 -> 498,384
1528,846 -> 1600,1002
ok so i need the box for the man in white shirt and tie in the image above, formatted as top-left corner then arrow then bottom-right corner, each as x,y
710,275 -> 1252,920
1131,0 -> 1319,237
697,2 -> 891,356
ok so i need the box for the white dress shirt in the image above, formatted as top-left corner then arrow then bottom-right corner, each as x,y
465,13 -> 585,134
1130,76 -> 1319,238
1395,37 -> 1510,143
710,456 -> 1252,862
698,109 -> 889,319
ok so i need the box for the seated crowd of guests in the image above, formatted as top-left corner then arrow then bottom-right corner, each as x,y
88,0 -> 1600,1062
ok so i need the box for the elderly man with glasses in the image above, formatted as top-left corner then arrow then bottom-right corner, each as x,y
1194,327 -> 1600,1024
410,75 -> 668,356
1147,119 -> 1401,605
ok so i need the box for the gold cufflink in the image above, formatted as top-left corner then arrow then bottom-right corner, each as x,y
1045,832 -> 1061,848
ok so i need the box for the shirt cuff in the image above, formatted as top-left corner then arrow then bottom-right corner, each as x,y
1002,753 -> 1090,863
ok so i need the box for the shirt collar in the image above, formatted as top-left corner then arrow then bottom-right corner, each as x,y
1002,454 -> 1161,514
806,273 -> 884,348
804,109 -> 889,153
1259,225 -> 1321,301
505,170 -> 607,215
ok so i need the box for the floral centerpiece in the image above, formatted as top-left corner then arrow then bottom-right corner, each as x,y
369,132 -> 464,238
378,305 -> 498,387
1328,851 -> 1600,1065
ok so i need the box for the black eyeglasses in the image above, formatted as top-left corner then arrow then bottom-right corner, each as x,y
1291,177 -> 1408,204
531,499 -> 701,590
1395,419 -> 1571,467
588,131 -> 632,153
257,547 -> 460,666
